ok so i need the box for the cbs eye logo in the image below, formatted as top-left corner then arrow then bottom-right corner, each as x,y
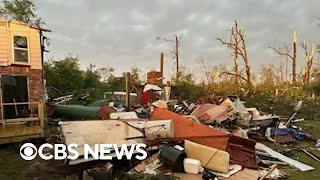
20,143 -> 37,160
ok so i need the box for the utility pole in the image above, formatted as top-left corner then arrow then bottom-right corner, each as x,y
160,52 -> 164,78
125,72 -> 131,111
164,34 -> 183,80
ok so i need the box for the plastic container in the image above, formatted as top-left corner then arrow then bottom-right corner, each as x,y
183,158 -> 202,174
159,145 -> 186,172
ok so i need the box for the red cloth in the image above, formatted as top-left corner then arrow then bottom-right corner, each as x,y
142,91 -> 149,105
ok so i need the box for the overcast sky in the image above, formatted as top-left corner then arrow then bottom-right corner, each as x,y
35,0 -> 320,79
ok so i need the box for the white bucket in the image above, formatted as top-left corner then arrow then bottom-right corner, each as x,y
183,158 -> 202,174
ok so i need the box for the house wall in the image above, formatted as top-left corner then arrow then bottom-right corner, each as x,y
0,19 -> 43,120
0,19 -> 42,69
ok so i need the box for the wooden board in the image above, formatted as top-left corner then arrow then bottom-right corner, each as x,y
0,124 -> 42,144
0,124 -> 42,138
60,120 -> 144,156
0,134 -> 41,144
184,140 -> 230,173
5,117 -> 40,123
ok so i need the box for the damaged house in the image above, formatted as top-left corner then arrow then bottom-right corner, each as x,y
0,18 -> 49,144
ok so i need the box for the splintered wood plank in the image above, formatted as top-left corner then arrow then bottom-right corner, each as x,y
60,120 -> 144,156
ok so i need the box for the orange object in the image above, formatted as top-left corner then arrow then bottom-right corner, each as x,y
97,105 -> 116,119
150,108 -> 257,169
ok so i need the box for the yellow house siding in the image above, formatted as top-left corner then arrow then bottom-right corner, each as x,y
0,23 -> 8,66
0,20 -> 42,70
29,29 -> 42,69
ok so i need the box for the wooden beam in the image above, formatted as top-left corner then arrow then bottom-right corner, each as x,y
125,72 -> 131,110
301,148 -> 320,163
5,117 -> 39,123
160,53 -> 164,78
0,78 -> 3,122
2,102 -> 39,106
38,102 -> 44,128
259,164 -> 277,180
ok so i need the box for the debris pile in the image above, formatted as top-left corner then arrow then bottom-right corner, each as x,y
49,87 -> 316,179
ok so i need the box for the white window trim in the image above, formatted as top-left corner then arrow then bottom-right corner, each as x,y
12,35 -> 30,65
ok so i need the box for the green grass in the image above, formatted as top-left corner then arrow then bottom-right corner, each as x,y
283,120 -> 320,180
0,144 -> 26,179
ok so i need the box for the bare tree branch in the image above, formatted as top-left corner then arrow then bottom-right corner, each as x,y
219,71 -> 248,82
216,38 -> 236,49
268,46 -> 294,60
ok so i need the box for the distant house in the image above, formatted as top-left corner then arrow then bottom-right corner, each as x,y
0,18 -> 50,144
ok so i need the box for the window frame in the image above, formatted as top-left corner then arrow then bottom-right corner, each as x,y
12,35 -> 30,65
0,73 -> 30,121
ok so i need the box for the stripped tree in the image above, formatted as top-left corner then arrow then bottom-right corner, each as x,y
217,20 -> 253,90
269,30 -> 297,85
301,41 -> 316,85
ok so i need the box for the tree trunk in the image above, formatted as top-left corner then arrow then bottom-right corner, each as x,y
175,36 -> 179,80
241,30 -> 252,89
285,57 -> 288,82
233,27 -> 239,90
292,41 -> 297,85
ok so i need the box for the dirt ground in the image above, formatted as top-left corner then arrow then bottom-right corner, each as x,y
0,120 -> 320,180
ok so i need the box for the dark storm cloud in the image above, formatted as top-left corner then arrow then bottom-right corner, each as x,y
35,0 -> 320,77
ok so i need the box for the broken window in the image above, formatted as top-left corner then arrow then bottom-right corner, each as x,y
13,35 -> 29,63
1,75 -> 29,119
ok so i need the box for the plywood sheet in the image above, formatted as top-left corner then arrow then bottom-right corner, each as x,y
184,140 -> 229,173
60,120 -> 144,156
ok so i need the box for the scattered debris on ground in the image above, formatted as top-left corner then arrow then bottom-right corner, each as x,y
2,88 -> 319,180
